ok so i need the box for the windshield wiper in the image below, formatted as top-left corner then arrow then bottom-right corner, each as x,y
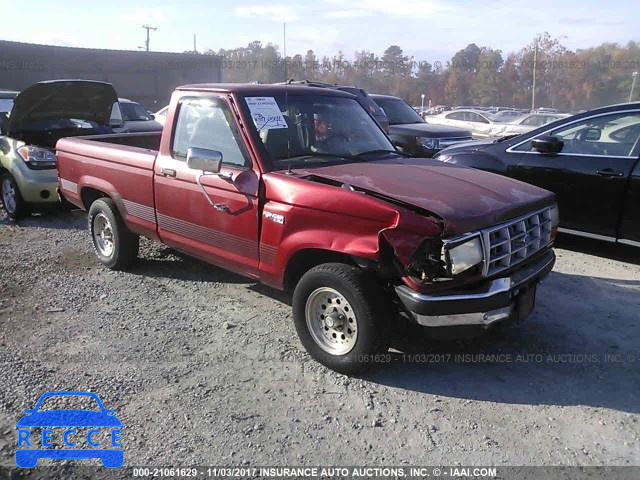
283,152 -> 367,163
357,149 -> 414,158
495,134 -> 519,143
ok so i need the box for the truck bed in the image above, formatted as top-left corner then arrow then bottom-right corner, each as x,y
56,132 -> 161,240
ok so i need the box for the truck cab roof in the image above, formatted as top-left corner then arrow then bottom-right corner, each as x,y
176,83 -> 356,98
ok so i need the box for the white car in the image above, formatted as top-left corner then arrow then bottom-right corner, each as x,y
426,109 -> 504,138
153,105 -> 169,126
499,113 -> 571,136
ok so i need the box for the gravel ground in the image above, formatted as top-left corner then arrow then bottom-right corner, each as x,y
0,208 -> 639,472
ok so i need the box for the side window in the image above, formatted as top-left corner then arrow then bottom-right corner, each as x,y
515,112 -> 640,157
472,113 -> 489,124
446,112 -> 463,121
521,115 -> 540,127
171,97 -> 250,168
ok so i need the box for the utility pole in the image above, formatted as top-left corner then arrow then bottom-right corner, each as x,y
193,34 -> 197,53
531,43 -> 537,111
142,25 -> 157,52
630,71 -> 638,102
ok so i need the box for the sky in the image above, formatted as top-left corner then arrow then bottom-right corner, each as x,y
0,0 -> 638,63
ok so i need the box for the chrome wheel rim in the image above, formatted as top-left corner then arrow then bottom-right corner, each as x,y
93,213 -> 115,257
305,287 -> 358,355
2,178 -> 17,213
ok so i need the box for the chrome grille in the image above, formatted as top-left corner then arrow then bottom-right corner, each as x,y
482,207 -> 553,276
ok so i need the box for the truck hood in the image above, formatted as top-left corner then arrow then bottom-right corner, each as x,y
389,122 -> 471,138
297,156 -> 554,234
7,80 -> 118,135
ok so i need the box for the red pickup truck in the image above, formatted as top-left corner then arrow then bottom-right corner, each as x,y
57,83 -> 558,374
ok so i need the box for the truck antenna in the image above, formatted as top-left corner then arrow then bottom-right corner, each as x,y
283,22 -> 292,165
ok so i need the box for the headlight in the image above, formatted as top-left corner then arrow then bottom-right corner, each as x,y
446,235 -> 484,275
435,153 -> 453,163
417,137 -> 440,150
17,146 -> 56,168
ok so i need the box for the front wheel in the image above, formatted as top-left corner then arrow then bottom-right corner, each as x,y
88,198 -> 139,270
292,263 -> 390,375
1,172 -> 30,219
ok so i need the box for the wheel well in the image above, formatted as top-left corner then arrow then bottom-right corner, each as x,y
283,249 -> 361,291
81,187 -> 109,210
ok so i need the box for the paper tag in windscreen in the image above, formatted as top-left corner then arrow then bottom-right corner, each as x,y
245,97 -> 288,130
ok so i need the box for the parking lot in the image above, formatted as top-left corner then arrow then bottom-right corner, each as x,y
0,208 -> 639,468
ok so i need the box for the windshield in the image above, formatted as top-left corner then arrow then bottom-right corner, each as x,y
372,97 -> 425,125
120,102 -> 153,121
18,118 -> 109,132
248,94 -> 395,170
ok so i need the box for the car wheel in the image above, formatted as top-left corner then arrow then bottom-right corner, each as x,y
88,198 -> 139,270
1,172 -> 30,219
292,263 -> 390,375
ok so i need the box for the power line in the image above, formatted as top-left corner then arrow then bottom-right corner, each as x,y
141,25 -> 157,52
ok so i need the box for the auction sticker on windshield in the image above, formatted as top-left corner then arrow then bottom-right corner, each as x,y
245,97 -> 288,130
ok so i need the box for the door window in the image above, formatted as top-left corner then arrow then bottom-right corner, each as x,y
469,112 -> 490,124
171,97 -> 250,168
515,112 -> 640,157
446,112 -> 465,121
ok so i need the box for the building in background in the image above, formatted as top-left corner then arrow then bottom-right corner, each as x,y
0,40 -> 222,109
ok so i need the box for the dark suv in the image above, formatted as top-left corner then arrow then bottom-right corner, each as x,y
370,94 -> 473,157
276,80 -> 389,132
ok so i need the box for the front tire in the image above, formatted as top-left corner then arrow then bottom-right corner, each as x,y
88,198 -> 139,270
1,172 -> 30,219
292,263 -> 390,375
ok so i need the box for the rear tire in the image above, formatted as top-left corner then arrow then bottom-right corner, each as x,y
292,263 -> 390,375
1,173 -> 30,219
88,198 -> 139,270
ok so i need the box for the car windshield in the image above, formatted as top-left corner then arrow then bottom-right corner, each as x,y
120,102 -> 153,121
247,94 -> 395,170
19,118 -> 107,131
373,97 -> 425,125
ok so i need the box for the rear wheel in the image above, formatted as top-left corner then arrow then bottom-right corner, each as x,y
1,173 -> 30,219
88,198 -> 139,269
293,263 -> 390,375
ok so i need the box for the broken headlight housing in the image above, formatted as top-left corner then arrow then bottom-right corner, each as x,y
444,235 -> 484,275
408,234 -> 485,282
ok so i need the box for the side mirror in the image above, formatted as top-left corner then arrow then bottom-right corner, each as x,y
581,127 -> 601,142
187,147 -> 223,173
531,135 -> 564,154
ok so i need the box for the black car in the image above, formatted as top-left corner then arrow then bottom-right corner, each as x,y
110,98 -> 164,133
434,102 -> 640,246
277,80 -> 389,132
370,94 -> 473,157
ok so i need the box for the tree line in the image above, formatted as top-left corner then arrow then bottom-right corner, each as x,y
196,33 -> 640,111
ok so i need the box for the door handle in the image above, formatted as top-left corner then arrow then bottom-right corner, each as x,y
596,168 -> 623,178
160,168 -> 176,177
213,203 -> 229,212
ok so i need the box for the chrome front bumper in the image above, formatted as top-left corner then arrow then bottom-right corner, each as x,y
395,249 -> 555,327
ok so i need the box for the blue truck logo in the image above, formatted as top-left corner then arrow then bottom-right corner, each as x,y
15,391 -> 123,468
